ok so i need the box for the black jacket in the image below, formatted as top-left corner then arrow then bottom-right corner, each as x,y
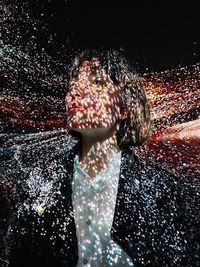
0,129 -> 189,267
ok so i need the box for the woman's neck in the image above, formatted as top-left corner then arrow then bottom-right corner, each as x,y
78,134 -> 119,179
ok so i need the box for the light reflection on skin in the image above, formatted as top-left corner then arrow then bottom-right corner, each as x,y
65,58 -> 127,179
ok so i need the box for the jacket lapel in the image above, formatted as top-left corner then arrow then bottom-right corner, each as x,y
110,148 -> 145,262
110,147 -> 188,267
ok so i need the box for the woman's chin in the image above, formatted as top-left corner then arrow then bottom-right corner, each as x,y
71,127 -> 103,134
68,117 -> 114,131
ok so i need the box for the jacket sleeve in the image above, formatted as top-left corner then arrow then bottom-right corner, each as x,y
0,174 -> 16,255
176,172 -> 200,266
0,131 -> 46,237
151,162 -> 190,267
0,135 -> 19,265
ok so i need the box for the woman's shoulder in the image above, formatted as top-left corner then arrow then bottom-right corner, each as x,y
131,149 -> 180,189
0,129 -> 79,148
1,129 -> 80,154
0,129 -> 81,171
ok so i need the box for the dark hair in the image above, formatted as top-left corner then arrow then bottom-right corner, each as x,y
67,48 -> 152,150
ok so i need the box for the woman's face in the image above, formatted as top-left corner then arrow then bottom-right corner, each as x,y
65,58 -> 121,131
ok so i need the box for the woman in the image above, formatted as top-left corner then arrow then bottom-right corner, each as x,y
0,49 -> 188,266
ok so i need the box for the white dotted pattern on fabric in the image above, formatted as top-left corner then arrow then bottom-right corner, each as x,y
71,150 -> 134,267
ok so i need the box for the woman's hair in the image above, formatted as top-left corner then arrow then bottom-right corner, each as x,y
67,48 -> 152,150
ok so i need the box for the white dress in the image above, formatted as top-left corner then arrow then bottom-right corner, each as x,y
71,150 -> 134,267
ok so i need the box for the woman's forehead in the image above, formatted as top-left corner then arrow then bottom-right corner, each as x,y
70,56 -> 120,87
81,58 -> 102,70
73,59 -> 108,82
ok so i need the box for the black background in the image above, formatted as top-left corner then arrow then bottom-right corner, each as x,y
3,0 -> 200,72
44,0 -> 200,72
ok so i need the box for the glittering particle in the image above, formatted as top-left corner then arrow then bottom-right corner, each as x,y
34,204 -> 45,215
